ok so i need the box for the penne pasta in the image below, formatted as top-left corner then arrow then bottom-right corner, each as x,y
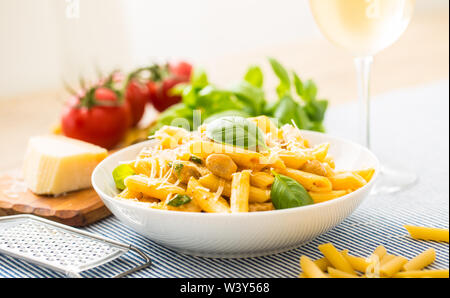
393,269 -> 449,279
329,172 -> 367,191
186,177 -> 231,213
189,141 -> 263,169
404,225 -> 449,243
198,174 -> 270,203
327,267 -> 359,278
250,172 -> 274,188
314,256 -> 332,272
300,256 -> 328,278
280,168 -> 333,193
403,248 -> 436,271
124,175 -> 185,200
248,202 -> 275,212
318,243 -> 356,275
353,168 -> 375,183
342,251 -> 371,273
379,256 -> 408,277
230,171 -> 250,213
308,190 -> 347,203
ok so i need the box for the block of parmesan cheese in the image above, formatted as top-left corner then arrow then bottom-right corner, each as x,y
23,135 -> 108,196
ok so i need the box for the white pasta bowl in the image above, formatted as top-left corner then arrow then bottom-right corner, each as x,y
92,130 -> 379,258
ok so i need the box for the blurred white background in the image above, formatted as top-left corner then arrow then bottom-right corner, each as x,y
0,0 -> 448,98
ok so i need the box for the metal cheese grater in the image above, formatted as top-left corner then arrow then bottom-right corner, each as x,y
0,214 -> 151,278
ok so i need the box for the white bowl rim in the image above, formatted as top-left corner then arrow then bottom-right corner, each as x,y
92,129 -> 380,218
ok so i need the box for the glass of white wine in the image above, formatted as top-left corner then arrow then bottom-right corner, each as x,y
309,0 -> 417,194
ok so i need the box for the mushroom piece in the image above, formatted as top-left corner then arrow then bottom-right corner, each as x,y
205,154 -> 238,180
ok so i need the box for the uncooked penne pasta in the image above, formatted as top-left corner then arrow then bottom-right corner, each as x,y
318,243 -> 356,275
300,256 -> 328,278
327,267 -> 359,278
342,251 -> 371,273
372,245 -> 387,260
281,168 -> 333,193
186,177 -> 230,213
314,256 -> 332,272
124,175 -> 184,200
380,256 -> 408,277
393,269 -> 449,278
404,225 -> 449,243
403,248 -> 436,271
230,171 -> 250,213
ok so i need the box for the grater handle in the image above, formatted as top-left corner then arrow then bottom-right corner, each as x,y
113,245 -> 152,278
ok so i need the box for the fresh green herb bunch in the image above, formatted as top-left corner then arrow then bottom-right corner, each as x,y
149,58 -> 328,134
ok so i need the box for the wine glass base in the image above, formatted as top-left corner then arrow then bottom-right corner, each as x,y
371,163 -> 418,195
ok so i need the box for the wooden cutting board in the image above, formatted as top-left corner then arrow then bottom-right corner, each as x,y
0,172 -> 111,226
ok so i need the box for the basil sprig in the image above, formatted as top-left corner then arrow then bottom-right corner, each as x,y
112,164 -> 136,190
270,172 -> 313,209
205,116 -> 267,151
167,194 -> 192,207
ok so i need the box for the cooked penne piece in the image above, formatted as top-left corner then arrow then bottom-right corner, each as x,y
249,116 -> 280,137
230,171 -> 250,213
248,202 -> 275,212
307,143 -> 330,162
124,175 -> 185,200
278,151 -> 311,169
280,168 -> 333,192
198,174 -> 270,203
308,190 -> 347,203
404,225 -> 449,243
353,168 -> 375,183
186,177 -> 231,213
327,267 -> 359,278
250,172 -> 274,188
117,188 -> 144,200
380,256 -> 408,277
300,256 -> 328,278
393,269 -> 449,278
403,248 -> 436,271
329,172 -> 367,191
318,243 -> 356,275
300,160 -> 328,176
189,141 -> 263,169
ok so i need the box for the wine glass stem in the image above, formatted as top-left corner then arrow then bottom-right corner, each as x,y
354,56 -> 374,149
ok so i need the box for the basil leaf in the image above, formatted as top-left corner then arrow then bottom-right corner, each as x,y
270,173 -> 313,209
112,164 -> 136,190
191,67 -> 208,89
293,72 -> 304,100
204,110 -> 251,123
231,81 -> 265,116
305,99 -> 328,122
206,116 -> 267,151
268,57 -> 291,98
244,65 -> 263,88
189,155 -> 203,165
273,96 -> 311,130
167,194 -> 192,207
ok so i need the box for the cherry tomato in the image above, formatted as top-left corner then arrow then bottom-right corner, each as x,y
168,61 -> 192,80
125,80 -> 148,126
61,86 -> 130,149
